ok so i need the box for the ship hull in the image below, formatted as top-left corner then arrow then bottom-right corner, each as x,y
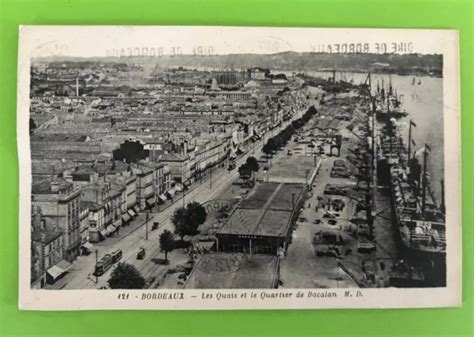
388,177 -> 447,287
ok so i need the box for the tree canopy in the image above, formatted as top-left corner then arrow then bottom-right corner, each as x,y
108,262 -> 145,289
112,140 -> 148,163
238,163 -> 252,180
172,202 -> 207,240
239,156 -> 260,181
261,106 -> 318,157
186,201 -> 207,228
159,230 -> 175,261
245,156 -> 260,172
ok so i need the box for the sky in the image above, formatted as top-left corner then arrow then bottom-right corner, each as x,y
19,26 -> 455,58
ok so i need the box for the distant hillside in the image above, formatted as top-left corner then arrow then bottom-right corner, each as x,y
34,52 -> 443,76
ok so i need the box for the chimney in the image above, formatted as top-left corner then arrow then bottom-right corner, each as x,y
183,141 -> 188,155
76,77 -> 79,97
50,181 -> 60,193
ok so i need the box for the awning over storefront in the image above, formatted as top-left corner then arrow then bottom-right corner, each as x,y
159,194 -> 167,201
166,188 -> 176,197
113,219 -> 122,228
46,259 -> 71,283
133,205 -> 141,213
122,213 -> 131,223
146,198 -> 155,207
99,229 -> 108,238
127,209 -> 136,217
82,242 -> 94,252
46,265 -> 63,282
175,184 -> 183,192
106,225 -> 116,235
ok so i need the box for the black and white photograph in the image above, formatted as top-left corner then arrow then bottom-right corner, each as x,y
17,26 -> 461,310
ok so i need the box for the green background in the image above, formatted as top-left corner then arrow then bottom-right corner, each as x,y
0,0 -> 472,336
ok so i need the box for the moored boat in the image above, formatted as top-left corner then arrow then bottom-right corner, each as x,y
377,118 -> 446,286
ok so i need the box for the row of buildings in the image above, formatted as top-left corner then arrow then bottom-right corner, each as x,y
30,158 -> 173,288
29,62 -> 311,288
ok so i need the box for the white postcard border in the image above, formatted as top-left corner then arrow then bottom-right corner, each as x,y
17,26 -> 461,310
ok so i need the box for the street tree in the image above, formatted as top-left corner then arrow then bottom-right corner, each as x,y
172,207 -> 192,241
159,229 -> 175,262
273,136 -> 285,149
238,163 -> 252,181
262,143 -> 271,157
268,138 -> 278,153
186,201 -> 207,227
108,262 -> 145,289
245,156 -> 260,172
172,202 -> 207,241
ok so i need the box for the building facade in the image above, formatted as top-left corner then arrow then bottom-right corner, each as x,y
132,166 -> 155,210
32,177 -> 82,262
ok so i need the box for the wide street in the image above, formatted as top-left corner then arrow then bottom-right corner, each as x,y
57,108 -> 306,289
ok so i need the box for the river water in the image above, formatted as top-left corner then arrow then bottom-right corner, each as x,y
304,71 -> 444,202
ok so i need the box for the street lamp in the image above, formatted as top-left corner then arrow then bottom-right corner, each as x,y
145,210 -> 149,240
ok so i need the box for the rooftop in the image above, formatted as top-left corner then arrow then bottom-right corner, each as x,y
31,177 -> 73,195
158,152 -> 189,162
184,253 -> 279,289
218,182 -> 305,237
31,229 -> 63,244
80,200 -> 103,211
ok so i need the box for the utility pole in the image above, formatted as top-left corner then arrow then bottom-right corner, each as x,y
209,167 -> 212,189
145,211 -> 149,240
95,249 -> 98,284
182,188 -> 186,208
313,146 -> 317,167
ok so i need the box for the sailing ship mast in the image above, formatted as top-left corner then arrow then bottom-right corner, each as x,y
421,143 -> 431,214
388,75 -> 393,96
408,120 -> 417,161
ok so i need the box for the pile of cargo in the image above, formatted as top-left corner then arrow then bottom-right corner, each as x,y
330,159 -> 351,178
323,183 -> 353,196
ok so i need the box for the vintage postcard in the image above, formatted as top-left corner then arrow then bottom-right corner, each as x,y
17,26 -> 461,310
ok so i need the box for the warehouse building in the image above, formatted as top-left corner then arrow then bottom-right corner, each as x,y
216,182 -> 306,255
